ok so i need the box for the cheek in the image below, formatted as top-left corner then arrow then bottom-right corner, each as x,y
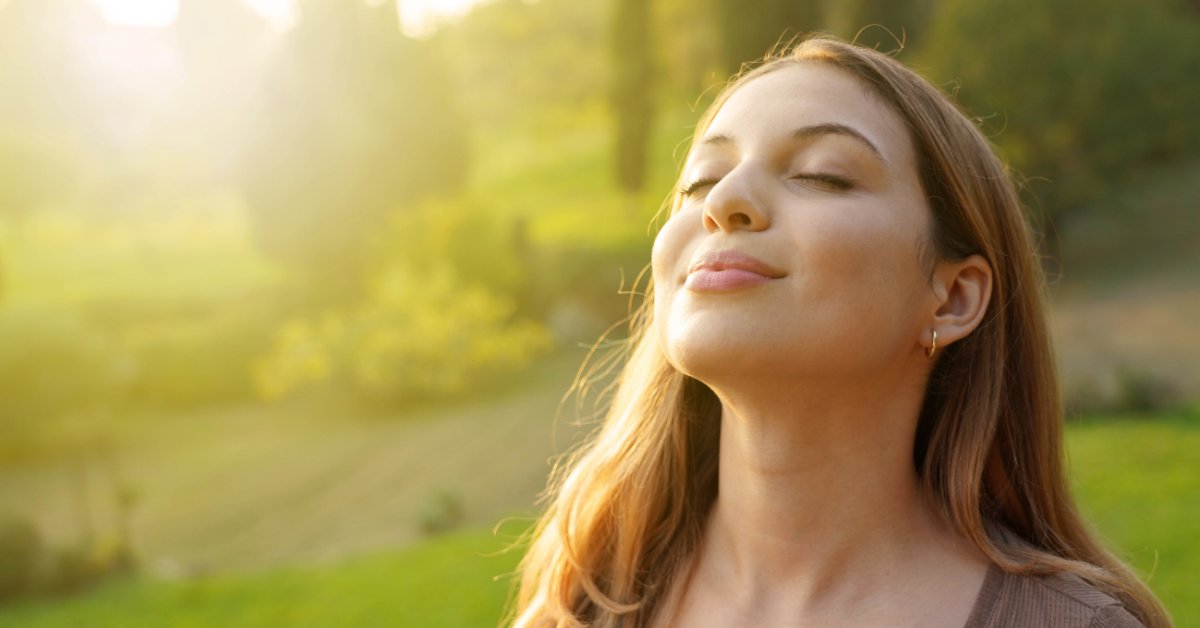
650,209 -> 698,288
792,211 -> 928,344
807,210 -> 920,285
650,211 -> 701,361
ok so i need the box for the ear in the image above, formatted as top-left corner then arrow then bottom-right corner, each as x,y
926,254 -> 992,351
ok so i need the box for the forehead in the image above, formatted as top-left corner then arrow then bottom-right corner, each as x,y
692,63 -> 915,168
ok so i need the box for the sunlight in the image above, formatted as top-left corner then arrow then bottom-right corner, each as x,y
241,0 -> 298,32
90,0 -> 177,27
87,0 -> 484,34
398,0 -> 487,37
89,0 -> 296,31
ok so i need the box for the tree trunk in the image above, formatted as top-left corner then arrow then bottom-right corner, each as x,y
713,0 -> 823,75
612,0 -> 654,193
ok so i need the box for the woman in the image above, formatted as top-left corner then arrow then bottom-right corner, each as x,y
508,36 -> 1171,627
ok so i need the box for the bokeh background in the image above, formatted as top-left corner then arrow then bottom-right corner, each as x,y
0,0 -> 1197,625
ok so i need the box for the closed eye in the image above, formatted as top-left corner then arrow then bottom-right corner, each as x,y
680,177 -> 720,197
790,173 -> 854,191
682,173 -> 853,197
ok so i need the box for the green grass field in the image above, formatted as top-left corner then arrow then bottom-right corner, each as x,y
1,409 -> 1195,628
0,525 -> 525,628
1066,410 -> 1200,623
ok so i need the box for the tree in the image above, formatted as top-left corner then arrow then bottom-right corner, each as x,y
713,0 -> 824,74
828,0 -> 933,51
438,0 -> 609,130
611,0 -> 654,192
237,0 -> 469,303
651,0 -> 722,99
920,0 -> 1200,228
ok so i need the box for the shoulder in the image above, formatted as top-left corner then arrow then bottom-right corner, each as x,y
969,565 -> 1145,628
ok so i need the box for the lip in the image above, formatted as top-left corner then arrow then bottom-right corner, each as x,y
685,250 -> 786,292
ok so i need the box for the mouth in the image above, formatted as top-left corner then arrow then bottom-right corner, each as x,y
685,250 -> 786,292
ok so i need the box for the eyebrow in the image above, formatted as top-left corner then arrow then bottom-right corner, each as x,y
699,123 -> 887,164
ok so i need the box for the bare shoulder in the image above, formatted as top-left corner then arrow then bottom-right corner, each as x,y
969,566 -> 1145,628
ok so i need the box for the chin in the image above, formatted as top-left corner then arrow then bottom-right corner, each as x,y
658,323 -> 772,381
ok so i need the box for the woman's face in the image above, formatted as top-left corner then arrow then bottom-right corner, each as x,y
652,62 -> 936,382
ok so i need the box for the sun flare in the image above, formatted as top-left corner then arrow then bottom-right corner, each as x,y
90,0 -> 178,27
87,0 -> 484,33
89,0 -> 296,31
398,0 -> 484,37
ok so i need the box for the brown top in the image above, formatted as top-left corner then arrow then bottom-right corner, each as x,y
963,561 -> 1145,628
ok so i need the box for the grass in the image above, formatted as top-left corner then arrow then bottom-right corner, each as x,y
0,525 -> 527,628
0,413 -> 1195,627
1065,408 -> 1200,624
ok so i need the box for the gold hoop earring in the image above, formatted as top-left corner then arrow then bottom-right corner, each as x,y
926,329 -> 938,359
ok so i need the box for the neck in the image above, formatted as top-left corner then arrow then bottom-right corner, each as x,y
688,368 -> 971,615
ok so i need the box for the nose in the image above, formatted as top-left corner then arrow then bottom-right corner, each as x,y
702,165 -> 771,233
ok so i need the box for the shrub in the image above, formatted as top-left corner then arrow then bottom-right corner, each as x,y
384,197 -> 529,311
254,264 -> 551,404
1114,364 -> 1183,415
1062,364 -> 1185,418
919,0 -> 1200,220
0,513 -> 43,601
121,308 -> 277,409
44,544 -> 104,596
0,306 -> 129,462
416,488 -> 465,537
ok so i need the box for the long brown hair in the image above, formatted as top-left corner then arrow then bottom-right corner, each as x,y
506,35 -> 1172,628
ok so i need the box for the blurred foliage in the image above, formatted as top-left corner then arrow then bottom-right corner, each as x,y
252,191 -> 553,403
1065,365 -> 1188,418
0,511 -> 134,604
1112,365 -> 1186,415
0,306 -> 130,462
254,262 -> 550,404
714,0 -> 823,73
0,0 -> 1193,462
0,513 -> 42,601
437,0 -> 609,131
821,0 -> 934,50
650,0 -> 723,100
416,488 -> 466,537
119,306 -> 278,408
382,196 -> 530,311
238,0 -> 469,302
920,0 -> 1200,223
611,0 -> 655,192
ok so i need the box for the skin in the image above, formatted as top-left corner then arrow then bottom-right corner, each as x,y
649,63 -> 995,627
